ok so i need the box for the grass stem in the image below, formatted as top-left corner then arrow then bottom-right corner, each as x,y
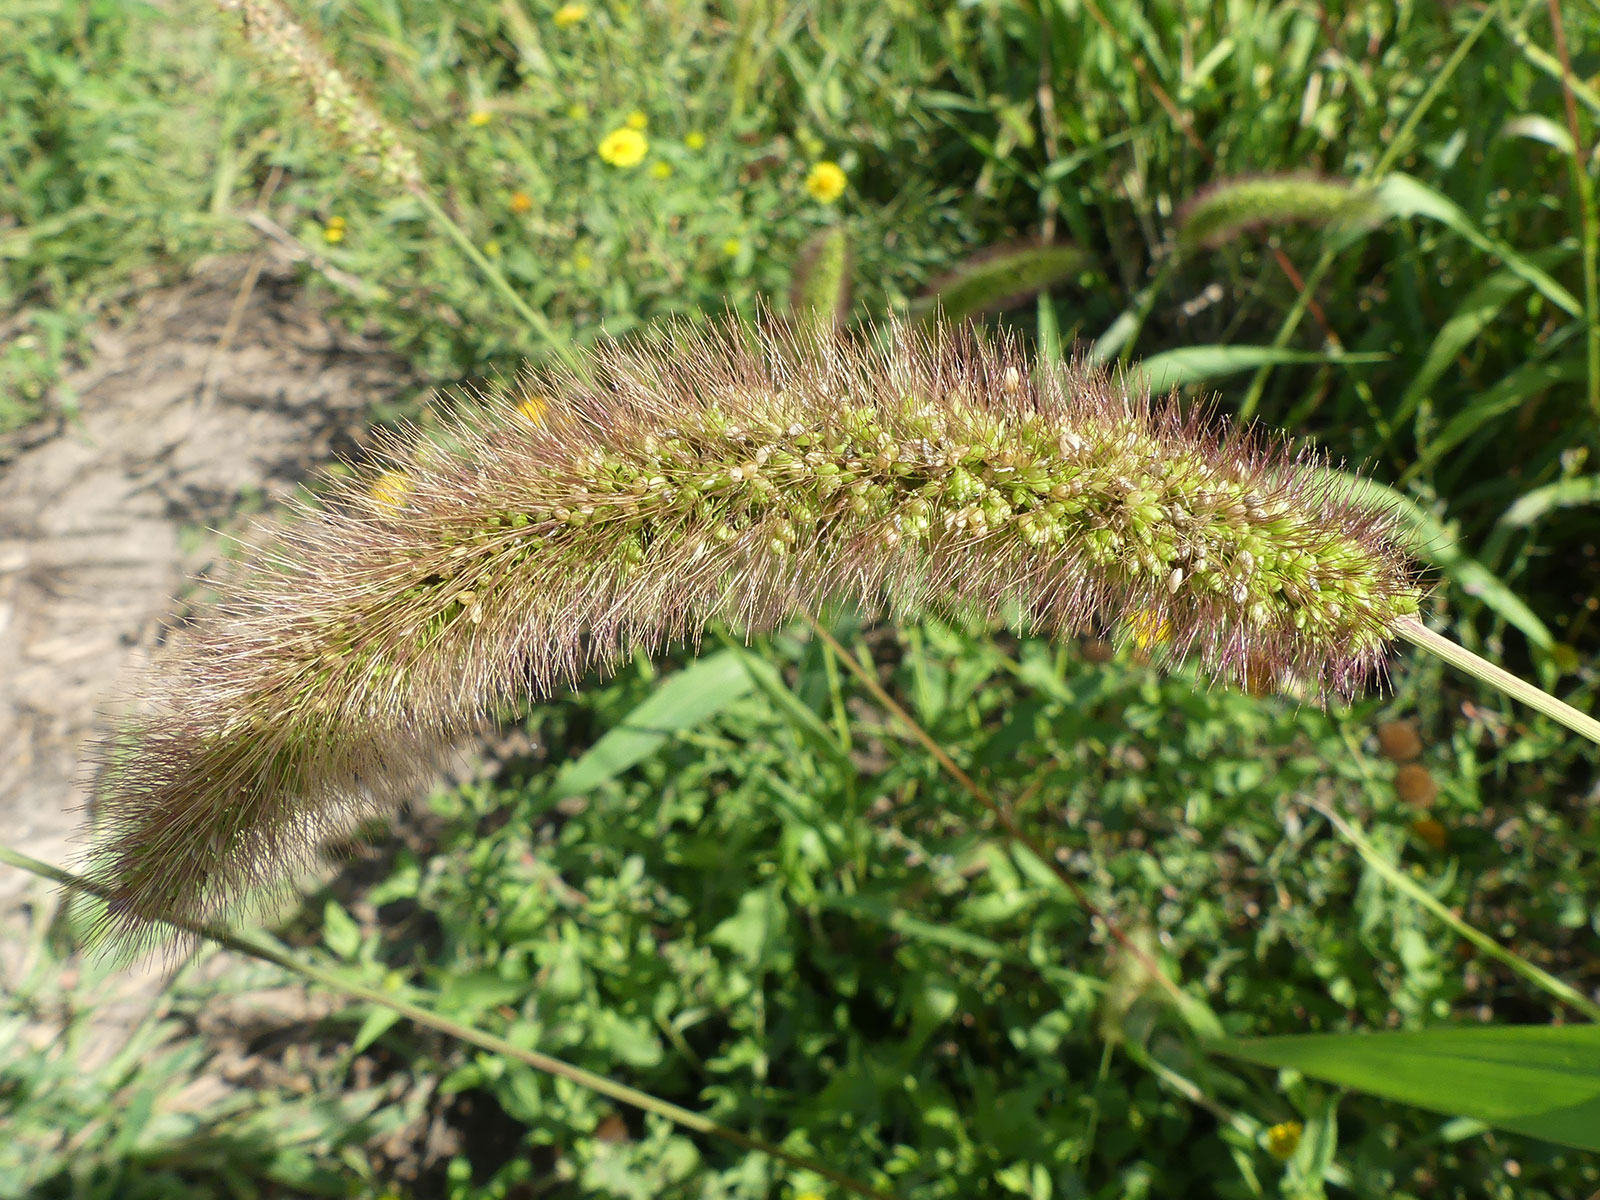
1314,785 -> 1600,1024
1395,616 -> 1600,746
409,188 -> 580,371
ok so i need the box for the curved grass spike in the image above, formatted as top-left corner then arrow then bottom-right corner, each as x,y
84,319 -> 1424,948
788,227 -> 853,334
910,241 -> 1088,324
1177,174 -> 1383,252
217,0 -> 421,190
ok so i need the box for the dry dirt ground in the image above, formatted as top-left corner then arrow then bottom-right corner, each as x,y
0,254 -> 409,1085
0,259 -> 544,1189
0,253 -> 406,903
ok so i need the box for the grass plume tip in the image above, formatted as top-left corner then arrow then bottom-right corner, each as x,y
1177,173 -> 1383,251
83,318 -> 1423,948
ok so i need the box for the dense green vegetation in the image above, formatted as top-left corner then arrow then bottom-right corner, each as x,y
3,0 -> 1598,1197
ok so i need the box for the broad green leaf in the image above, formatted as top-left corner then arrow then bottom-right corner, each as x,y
351,1006 -> 403,1055
1501,476 -> 1600,528
1313,470 -> 1552,650
322,899 -> 362,960
911,242 -> 1087,324
1369,174 -> 1581,316
1211,1025 -> 1600,1151
548,650 -> 755,795
1133,346 -> 1384,393
435,969 -> 528,1019
709,882 -> 788,968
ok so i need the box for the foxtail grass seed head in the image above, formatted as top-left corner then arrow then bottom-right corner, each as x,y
788,227 -> 854,336
1177,173 -> 1382,251
84,319 -> 1421,947
216,0 -> 422,190
910,241 -> 1088,326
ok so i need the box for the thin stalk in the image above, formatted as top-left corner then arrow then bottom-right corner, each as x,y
1503,19 -> 1600,122
409,187 -> 581,372
1543,0 -> 1600,416
0,844 -> 892,1200
1313,785 -> 1600,1024
1395,615 -> 1600,746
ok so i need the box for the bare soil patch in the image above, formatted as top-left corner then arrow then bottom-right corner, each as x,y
0,253 -> 408,904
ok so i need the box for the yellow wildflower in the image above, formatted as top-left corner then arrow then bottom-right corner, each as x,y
322,215 -> 346,244
1264,1121 -> 1302,1161
509,190 -> 533,214
625,109 -> 648,131
721,237 -> 742,258
805,160 -> 847,204
517,396 -> 548,425
367,470 -> 410,512
598,127 -> 648,168
685,131 -> 706,150
649,160 -> 673,180
552,2 -> 587,26
573,252 -> 592,270
1127,609 -> 1171,649
468,109 -> 492,127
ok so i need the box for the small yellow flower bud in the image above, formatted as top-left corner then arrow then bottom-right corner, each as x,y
805,160 -> 847,204
598,127 -> 648,168
1265,1120 -> 1302,1160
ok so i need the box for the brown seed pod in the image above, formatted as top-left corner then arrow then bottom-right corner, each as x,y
1395,763 -> 1439,808
1376,719 -> 1423,763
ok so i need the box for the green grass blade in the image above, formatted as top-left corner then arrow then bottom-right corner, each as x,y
1133,346 -> 1384,393
1501,475 -> 1600,528
1393,249 -> 1575,429
1406,357 -> 1585,483
1370,174 -> 1582,317
547,650 -> 755,796
1211,1025 -> 1600,1151
716,632 -> 850,765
